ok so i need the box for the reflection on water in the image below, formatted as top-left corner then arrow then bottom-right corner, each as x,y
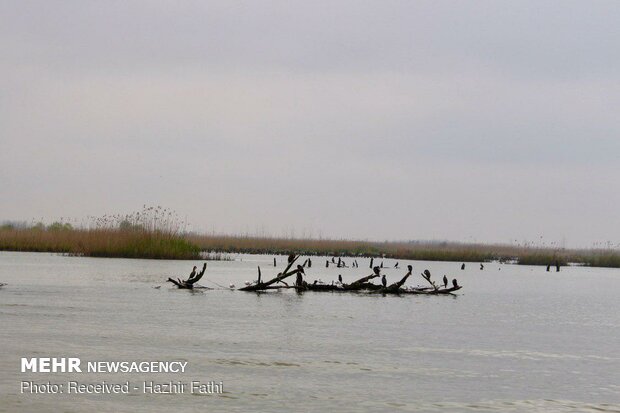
1,251 -> 619,412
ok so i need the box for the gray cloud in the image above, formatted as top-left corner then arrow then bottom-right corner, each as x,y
1,0 -> 619,247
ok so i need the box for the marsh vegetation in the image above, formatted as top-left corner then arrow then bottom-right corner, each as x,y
1,207 -> 619,267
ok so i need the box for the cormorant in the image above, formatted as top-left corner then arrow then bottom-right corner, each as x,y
394,262 -> 399,268
338,274 -> 343,283
326,260 -> 329,268
461,263 -> 465,270
370,258 -> 374,268
452,279 -> 459,288
443,275 -> 448,288
381,274 -> 387,287
480,263 -> 484,270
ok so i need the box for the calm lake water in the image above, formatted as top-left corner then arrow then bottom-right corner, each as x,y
1,251 -> 619,412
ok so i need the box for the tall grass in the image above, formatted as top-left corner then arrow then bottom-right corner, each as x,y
0,227 -> 200,260
0,207 -> 200,260
1,208 -> 620,266
186,235 -> 620,268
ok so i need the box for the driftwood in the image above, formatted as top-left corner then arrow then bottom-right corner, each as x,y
397,285 -> 462,295
300,267 -> 383,292
375,265 -> 413,293
302,266 -> 462,295
343,266 -> 382,290
378,268 -> 462,295
239,254 -> 304,291
421,269 -> 439,290
167,263 -> 207,289
164,256 -> 462,296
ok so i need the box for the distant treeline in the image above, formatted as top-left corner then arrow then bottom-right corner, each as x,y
1,223 -> 619,267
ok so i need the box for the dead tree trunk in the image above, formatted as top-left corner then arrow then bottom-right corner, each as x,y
421,269 -> 439,291
239,254 -> 304,291
167,263 -> 207,289
380,266 -> 413,293
344,266 -> 381,290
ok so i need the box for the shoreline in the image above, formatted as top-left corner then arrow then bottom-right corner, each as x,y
1,228 -> 619,268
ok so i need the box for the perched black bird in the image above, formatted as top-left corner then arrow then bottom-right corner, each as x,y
381,274 -> 387,287
326,260 -> 329,268
297,265 -> 304,274
394,262 -> 399,268
338,274 -> 343,283
461,263 -> 465,270
452,279 -> 459,288
370,258 -> 374,268
408,265 -> 413,272
373,266 -> 381,276
423,269 -> 431,280
546,264 -> 550,272
480,263 -> 484,270
443,275 -> 448,288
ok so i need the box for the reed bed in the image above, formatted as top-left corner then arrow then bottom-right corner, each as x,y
0,227 -> 200,260
1,207 -> 619,266
187,235 -> 620,268
0,207 -> 201,260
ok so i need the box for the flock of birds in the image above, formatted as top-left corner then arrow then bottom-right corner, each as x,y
232,256 -> 468,291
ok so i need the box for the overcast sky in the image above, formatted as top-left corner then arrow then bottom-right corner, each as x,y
1,1 -> 619,247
